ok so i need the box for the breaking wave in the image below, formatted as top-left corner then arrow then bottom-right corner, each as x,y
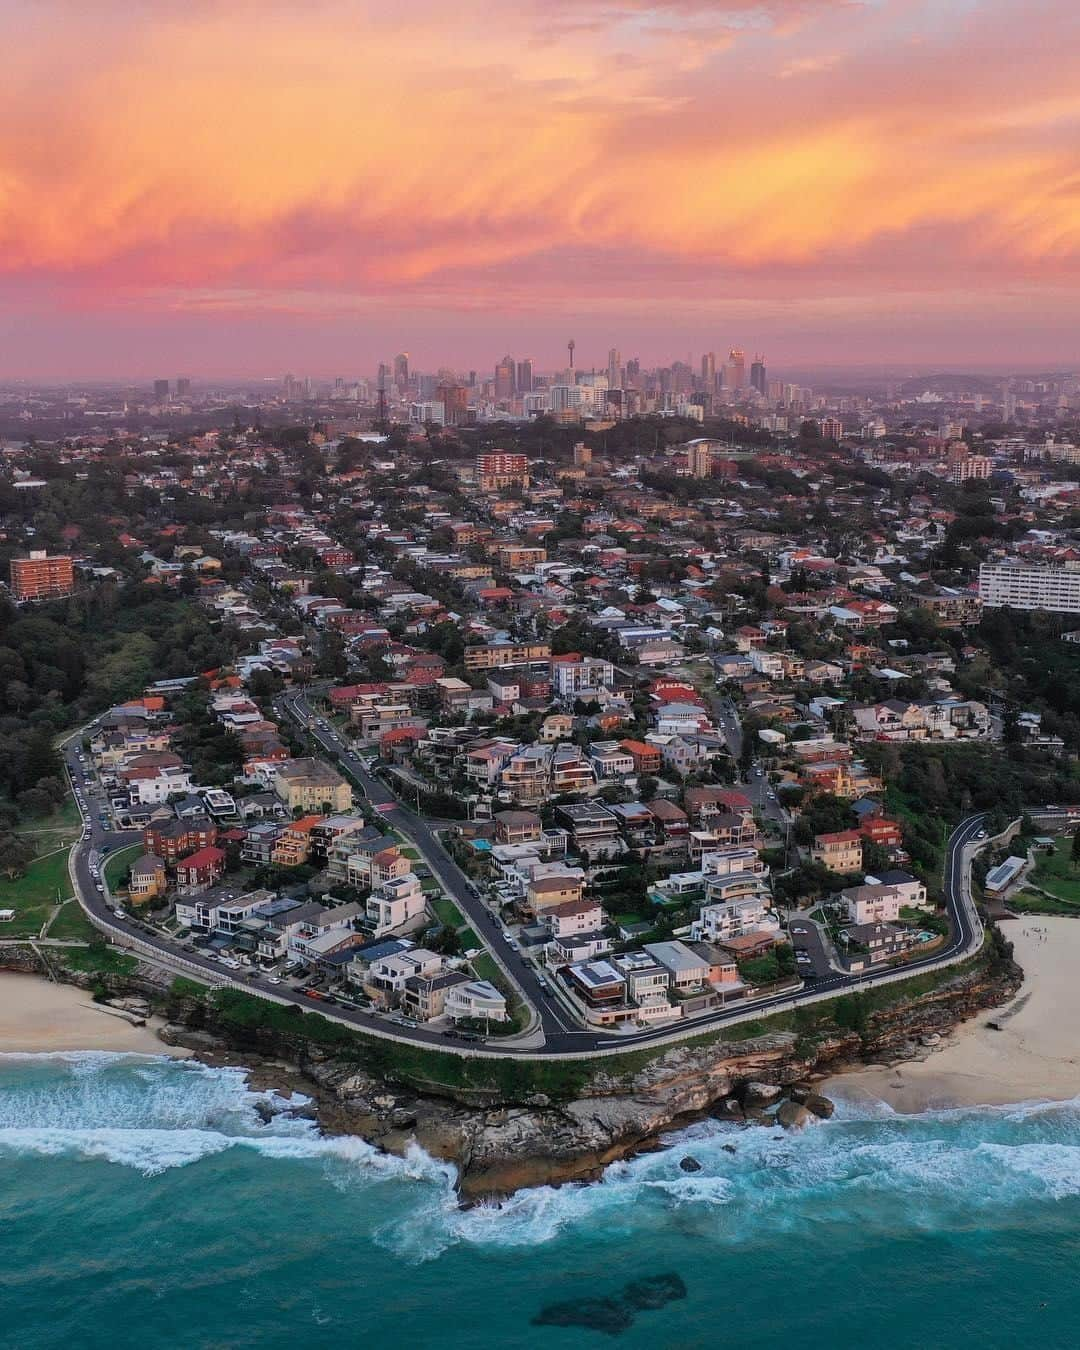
3,1054 -> 1080,1264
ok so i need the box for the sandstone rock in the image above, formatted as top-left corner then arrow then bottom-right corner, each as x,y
679,1155 -> 702,1173
715,1097 -> 744,1119
776,1101 -> 813,1131
804,1093 -> 835,1120
740,1081 -> 784,1107
921,1033 -> 942,1047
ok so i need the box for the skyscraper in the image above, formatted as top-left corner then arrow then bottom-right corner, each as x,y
515,359 -> 534,394
393,353 -> 409,392
176,377 -> 191,397
750,356 -> 767,395
153,379 -> 170,400
494,355 -> 516,400
726,349 -> 746,392
701,352 -> 716,389
607,348 -> 621,390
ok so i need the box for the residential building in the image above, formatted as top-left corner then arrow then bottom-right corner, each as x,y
811,830 -> 864,873
979,560 -> 1080,614
10,551 -> 75,602
273,758 -> 352,813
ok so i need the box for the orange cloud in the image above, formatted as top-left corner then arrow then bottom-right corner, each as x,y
2,0 -> 1080,366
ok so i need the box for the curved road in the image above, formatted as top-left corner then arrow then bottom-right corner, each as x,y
62,704 -> 1005,1059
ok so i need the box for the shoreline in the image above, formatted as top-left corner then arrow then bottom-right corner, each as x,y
823,916 -> 1080,1114
0,971 -> 191,1058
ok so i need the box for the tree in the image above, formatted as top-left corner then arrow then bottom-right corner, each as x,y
1071,830 -> 1080,870
0,832 -> 34,880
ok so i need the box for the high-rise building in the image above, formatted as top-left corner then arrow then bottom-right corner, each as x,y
494,355 -> 516,400
687,441 -> 714,479
176,377 -> 191,397
701,352 -> 716,389
625,358 -> 640,385
750,356 -> 766,395
607,348 -> 622,390
153,379 -> 170,400
979,560 -> 1080,613
393,353 -> 409,392
10,551 -> 75,603
437,383 -> 469,426
515,359 -> 534,394
820,417 -> 845,442
476,451 -> 529,490
726,349 -> 746,392
573,441 -> 592,469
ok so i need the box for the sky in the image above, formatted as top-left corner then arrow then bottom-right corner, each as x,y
2,0 -> 1080,378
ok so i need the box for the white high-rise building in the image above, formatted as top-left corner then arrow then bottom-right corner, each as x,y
979,561 -> 1080,613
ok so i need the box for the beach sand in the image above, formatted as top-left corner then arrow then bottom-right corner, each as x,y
825,917 -> 1080,1112
0,972 -> 189,1057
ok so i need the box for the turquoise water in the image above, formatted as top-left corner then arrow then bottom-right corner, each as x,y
2,1054 -> 1080,1348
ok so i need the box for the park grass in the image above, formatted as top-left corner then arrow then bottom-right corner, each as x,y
430,895 -> 465,929
1028,842 -> 1080,905
47,898 -> 99,942
58,944 -> 138,977
104,845 -> 143,894
459,928 -> 478,949
0,848 -> 74,936
1008,889 -> 1080,916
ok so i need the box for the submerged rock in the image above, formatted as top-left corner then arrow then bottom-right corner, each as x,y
679,1156 -> 702,1174
532,1298 -> 634,1336
623,1273 -> 687,1311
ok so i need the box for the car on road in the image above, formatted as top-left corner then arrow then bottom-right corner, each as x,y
796,952 -> 812,964
976,829 -> 987,839
114,909 -> 125,919
304,989 -> 325,1001
266,976 -> 282,985
790,926 -> 807,935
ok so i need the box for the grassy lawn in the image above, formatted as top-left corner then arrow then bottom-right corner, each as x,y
1008,889 -> 1080,916
400,846 -> 421,862
47,899 -> 99,942
430,896 -> 464,929
104,845 -> 143,894
0,848 -> 74,936
469,952 -> 502,986
59,944 -> 138,977
1028,842 -> 1080,905
459,927 -> 478,949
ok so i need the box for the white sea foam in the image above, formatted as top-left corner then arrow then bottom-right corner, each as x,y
5,1053 -> 1080,1258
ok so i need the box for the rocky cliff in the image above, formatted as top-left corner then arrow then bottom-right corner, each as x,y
3,938 -> 1021,1200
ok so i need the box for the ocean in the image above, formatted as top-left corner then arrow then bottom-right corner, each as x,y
2,1053 -> 1080,1349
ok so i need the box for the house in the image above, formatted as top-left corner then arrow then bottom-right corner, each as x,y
842,920 -> 918,966
365,872 -> 426,937
620,739 -> 662,774
493,810 -> 542,845
555,802 -> 621,854
401,969 -> 472,1022
541,897 -> 604,937
811,829 -> 863,874
444,979 -> 508,1023
527,873 -> 585,913
128,853 -> 167,902
363,948 -> 444,1007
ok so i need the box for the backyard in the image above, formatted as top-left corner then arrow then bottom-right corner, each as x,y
1010,839 -> 1080,914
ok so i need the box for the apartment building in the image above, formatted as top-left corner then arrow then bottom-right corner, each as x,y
979,560 -> 1080,614
464,641 -> 551,672
10,551 -> 75,602
272,758 -> 352,813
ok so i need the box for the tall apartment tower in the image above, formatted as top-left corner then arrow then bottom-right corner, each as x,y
153,379 -> 170,400
750,356 -> 767,395
726,349 -> 746,391
607,348 -> 622,390
494,355 -> 516,400
393,353 -> 410,391
701,352 -> 716,389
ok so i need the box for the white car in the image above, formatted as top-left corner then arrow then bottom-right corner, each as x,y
114,909 -> 125,920
266,976 -> 282,985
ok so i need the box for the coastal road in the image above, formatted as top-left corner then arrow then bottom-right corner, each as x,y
62,702 -> 999,1059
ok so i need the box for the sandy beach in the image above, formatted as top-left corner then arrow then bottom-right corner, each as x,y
826,917 -> 1080,1112
0,972 -> 189,1057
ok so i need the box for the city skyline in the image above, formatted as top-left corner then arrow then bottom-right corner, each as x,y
4,0 -> 1080,376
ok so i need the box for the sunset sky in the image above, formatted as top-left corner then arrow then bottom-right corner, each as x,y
3,0 -> 1079,377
